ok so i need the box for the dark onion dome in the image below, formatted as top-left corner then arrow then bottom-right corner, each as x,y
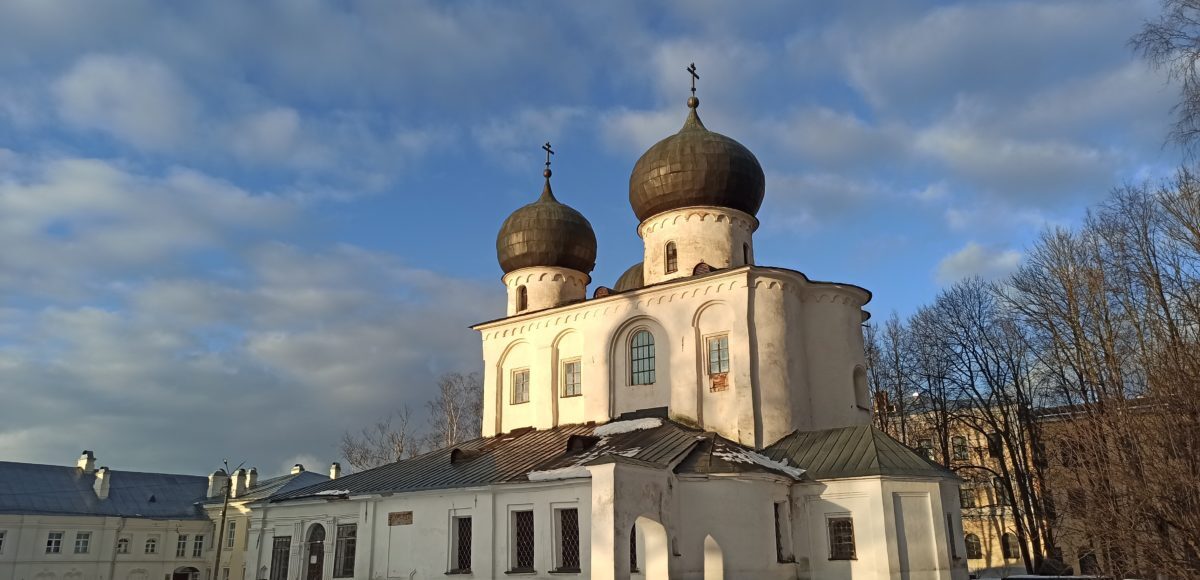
629,97 -> 765,223
614,262 -> 644,292
496,172 -> 597,275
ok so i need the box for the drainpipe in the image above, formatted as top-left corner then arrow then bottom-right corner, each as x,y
109,517 -> 126,580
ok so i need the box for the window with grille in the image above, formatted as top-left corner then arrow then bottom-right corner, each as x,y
556,508 -> 580,572
511,510 -> 535,572
630,525 -> 639,573
145,538 -> 157,554
708,335 -> 729,374
46,531 -> 63,554
665,242 -> 677,273
451,517 -> 472,573
512,369 -> 530,404
630,330 -> 656,385
827,517 -> 856,560
269,536 -> 291,580
226,521 -> 237,548
117,538 -> 129,554
192,535 -> 204,557
562,360 -> 582,397
333,524 -> 356,578
176,534 -> 188,557
952,436 -> 969,461
965,534 -> 983,559
1001,533 -> 1019,559
517,286 -> 528,312
74,532 -> 90,554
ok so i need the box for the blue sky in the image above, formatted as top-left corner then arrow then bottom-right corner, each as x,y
0,0 -> 1181,474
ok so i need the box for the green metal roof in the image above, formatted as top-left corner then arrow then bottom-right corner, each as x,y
763,425 -> 956,481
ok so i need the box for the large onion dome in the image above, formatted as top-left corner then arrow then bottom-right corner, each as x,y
629,97 -> 765,222
614,262 -> 644,292
496,171 -> 597,275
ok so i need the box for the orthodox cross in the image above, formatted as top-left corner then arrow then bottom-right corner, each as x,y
543,141 -> 555,170
687,63 -> 699,97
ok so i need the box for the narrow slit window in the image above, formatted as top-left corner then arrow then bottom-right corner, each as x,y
743,243 -> 750,265
708,335 -> 730,374
511,510 -> 535,572
452,517 -> 472,573
665,242 -> 677,273
630,524 -> 639,573
774,502 -> 786,562
562,360 -> 582,397
516,285 -> 528,312
512,369 -> 530,404
827,517 -> 856,560
630,330 -> 656,385
556,508 -> 580,572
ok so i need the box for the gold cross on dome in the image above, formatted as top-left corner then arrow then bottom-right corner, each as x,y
687,63 -> 699,96
543,142 -> 554,169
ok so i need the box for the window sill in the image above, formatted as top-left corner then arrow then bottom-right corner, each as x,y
445,570 -> 472,575
510,401 -> 530,405
560,393 -> 582,398
828,557 -> 857,561
505,569 -> 536,575
550,568 -> 581,574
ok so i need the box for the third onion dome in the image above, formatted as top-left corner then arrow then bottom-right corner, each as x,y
496,166 -> 597,275
628,96 -> 766,223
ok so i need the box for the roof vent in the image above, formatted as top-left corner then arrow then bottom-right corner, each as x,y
450,448 -> 482,464
567,435 -> 601,452
147,494 -> 156,503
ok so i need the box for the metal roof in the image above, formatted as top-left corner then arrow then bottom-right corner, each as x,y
202,470 -> 328,506
0,461 -> 207,519
762,425 -> 956,480
272,419 -> 716,502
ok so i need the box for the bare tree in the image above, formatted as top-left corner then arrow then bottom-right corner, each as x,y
1134,0 -> 1200,153
339,406 -> 419,471
423,372 -> 483,449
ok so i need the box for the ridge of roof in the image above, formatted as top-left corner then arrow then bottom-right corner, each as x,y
763,424 -> 956,480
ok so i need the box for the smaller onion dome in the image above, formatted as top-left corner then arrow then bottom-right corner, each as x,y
629,97 -> 765,222
614,262 -> 645,292
496,169 -> 597,275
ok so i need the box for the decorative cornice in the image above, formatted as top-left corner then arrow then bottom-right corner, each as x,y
637,206 -> 759,238
502,267 -> 590,288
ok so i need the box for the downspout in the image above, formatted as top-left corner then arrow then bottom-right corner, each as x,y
109,517 -> 126,580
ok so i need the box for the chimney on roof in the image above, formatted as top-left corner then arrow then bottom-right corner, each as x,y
329,462 -> 341,480
207,469 -> 228,498
77,450 -> 96,474
290,464 -> 304,475
94,466 -> 111,500
246,467 -> 258,489
231,468 -> 247,498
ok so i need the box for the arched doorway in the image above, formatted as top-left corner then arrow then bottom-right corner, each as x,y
633,516 -> 669,579
306,524 -> 326,580
171,567 -> 199,580
703,535 -> 724,580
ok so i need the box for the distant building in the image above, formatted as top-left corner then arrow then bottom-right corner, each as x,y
233,85 -> 968,579
0,451 -> 212,580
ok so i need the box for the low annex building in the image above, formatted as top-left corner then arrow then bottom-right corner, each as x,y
0,451 -> 212,580
242,79 -> 969,579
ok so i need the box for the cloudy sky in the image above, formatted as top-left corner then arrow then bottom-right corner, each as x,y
0,0 -> 1181,475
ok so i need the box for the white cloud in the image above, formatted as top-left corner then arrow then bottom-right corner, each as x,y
472,107 -> 585,167
53,54 -> 196,149
936,242 -> 1021,283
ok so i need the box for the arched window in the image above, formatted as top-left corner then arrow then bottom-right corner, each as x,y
665,242 -> 677,273
516,285 -> 528,312
965,534 -> 983,559
630,330 -> 656,385
117,538 -> 129,554
629,524 -> 639,573
1001,533 -> 1019,559
743,243 -> 750,265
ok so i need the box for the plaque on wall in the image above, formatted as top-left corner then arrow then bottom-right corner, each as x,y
387,511 -> 413,526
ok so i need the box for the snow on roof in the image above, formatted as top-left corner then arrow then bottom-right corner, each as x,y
526,446 -> 642,481
712,446 -> 805,479
592,418 -> 662,437
312,489 -> 350,496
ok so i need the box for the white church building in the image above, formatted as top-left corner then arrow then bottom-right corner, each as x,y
240,88 -> 969,580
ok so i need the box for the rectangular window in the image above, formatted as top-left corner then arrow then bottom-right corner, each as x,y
993,477 -> 1010,506
511,510 -> 535,572
827,517 -> 856,560
555,508 -> 580,572
269,536 -> 291,580
451,517 -> 472,573
0,530 -> 6,554
117,538 -> 130,554
562,360 -> 582,397
512,369 -> 530,404
46,531 -> 63,554
226,521 -> 236,548
145,538 -> 157,554
952,436 -> 969,461
74,532 -> 91,554
333,524 -> 356,578
708,335 -> 730,374
222,568 -> 230,580
960,486 -> 977,508
774,502 -> 788,562
177,534 -> 189,558
193,535 -> 205,558
918,438 -> 934,460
